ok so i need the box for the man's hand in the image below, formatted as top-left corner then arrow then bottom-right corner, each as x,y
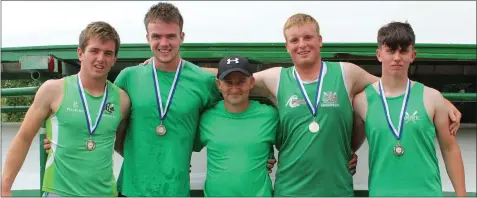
140,57 -> 154,65
267,159 -> 276,174
349,153 -> 358,175
43,138 -> 52,153
447,101 -> 462,135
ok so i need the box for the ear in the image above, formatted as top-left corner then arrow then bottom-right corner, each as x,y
112,54 -> 118,66
318,35 -> 323,48
146,33 -> 150,43
410,49 -> 417,64
215,78 -> 222,92
249,76 -> 256,89
180,32 -> 185,45
376,48 -> 382,63
77,47 -> 84,62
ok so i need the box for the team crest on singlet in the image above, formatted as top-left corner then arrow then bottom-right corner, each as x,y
286,95 -> 306,108
321,91 -> 340,107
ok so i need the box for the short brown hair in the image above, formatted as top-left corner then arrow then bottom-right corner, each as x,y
377,21 -> 416,51
144,2 -> 184,32
283,13 -> 320,38
78,21 -> 121,55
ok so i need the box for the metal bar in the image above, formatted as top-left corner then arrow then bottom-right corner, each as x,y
442,93 -> 476,101
1,106 -> 30,112
1,87 -> 38,97
39,121 -> 47,196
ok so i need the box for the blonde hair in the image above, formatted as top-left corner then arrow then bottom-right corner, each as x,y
79,21 -> 121,55
283,13 -> 320,38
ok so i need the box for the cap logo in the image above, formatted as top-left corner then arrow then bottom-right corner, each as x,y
227,58 -> 239,64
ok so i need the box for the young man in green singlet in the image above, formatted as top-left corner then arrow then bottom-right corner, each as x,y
1,21 -> 131,197
194,55 -> 278,197
352,21 -> 466,196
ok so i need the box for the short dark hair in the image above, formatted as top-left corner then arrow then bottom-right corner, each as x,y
144,2 -> 184,32
377,21 -> 415,51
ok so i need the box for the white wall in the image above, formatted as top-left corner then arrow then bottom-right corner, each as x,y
2,1 -> 476,47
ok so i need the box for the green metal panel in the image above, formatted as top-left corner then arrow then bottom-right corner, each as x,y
2,43 -> 476,63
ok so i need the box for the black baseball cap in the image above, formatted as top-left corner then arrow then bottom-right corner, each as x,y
217,55 -> 254,80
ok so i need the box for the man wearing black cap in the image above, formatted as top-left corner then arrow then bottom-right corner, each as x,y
193,55 -> 278,197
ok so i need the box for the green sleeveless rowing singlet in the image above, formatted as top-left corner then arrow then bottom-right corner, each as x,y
274,62 -> 354,196
42,74 -> 122,196
364,82 -> 442,196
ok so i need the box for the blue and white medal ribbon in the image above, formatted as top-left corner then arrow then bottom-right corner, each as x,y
152,59 -> 183,136
378,78 -> 411,156
292,62 -> 325,133
77,74 -> 108,151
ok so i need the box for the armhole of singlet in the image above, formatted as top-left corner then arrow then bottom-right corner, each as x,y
274,67 -> 282,104
339,62 -> 352,106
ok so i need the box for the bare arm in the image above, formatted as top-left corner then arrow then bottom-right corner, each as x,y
430,88 -> 466,196
341,62 -> 379,97
1,80 -> 58,195
251,67 -> 281,106
351,90 -> 368,152
114,89 -> 131,157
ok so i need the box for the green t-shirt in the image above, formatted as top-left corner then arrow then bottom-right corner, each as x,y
274,62 -> 354,196
42,75 -> 122,196
196,100 -> 278,197
114,61 -> 221,196
364,82 -> 442,196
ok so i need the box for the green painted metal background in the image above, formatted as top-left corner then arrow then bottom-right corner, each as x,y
2,43 -> 476,63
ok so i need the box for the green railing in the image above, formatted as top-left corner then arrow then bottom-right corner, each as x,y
2,87 -> 47,197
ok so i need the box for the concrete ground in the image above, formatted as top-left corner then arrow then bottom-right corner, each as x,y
1,122 -> 475,192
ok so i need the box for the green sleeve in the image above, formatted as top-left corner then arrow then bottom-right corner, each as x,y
204,75 -> 222,110
192,116 -> 206,152
114,68 -> 129,91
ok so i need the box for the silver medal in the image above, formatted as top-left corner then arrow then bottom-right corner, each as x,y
309,121 -> 320,133
156,124 -> 167,136
394,144 -> 404,156
85,139 -> 96,151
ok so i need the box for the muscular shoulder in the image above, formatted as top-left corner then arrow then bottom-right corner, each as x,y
423,84 -> 445,109
37,78 -> 64,99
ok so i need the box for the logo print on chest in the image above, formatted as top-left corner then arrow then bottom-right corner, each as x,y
405,110 -> 420,124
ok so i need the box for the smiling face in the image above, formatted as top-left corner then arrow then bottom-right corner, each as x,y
283,14 -> 323,67
217,72 -> 255,106
77,21 -> 120,80
144,2 -> 184,66
146,20 -> 184,65
78,36 -> 117,79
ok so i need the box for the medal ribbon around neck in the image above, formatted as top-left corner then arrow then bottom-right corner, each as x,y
152,59 -> 183,122
378,78 -> 411,140
292,62 -> 325,118
77,74 -> 108,136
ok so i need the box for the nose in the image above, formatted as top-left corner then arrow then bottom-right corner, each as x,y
298,39 -> 307,49
393,52 -> 403,61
